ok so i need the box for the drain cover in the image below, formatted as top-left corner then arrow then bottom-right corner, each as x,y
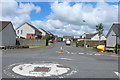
12,63 -> 70,77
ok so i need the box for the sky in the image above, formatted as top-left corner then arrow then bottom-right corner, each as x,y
0,0 -> 119,37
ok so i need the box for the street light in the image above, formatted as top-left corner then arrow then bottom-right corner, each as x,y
84,32 -> 86,48
83,20 -> 86,48
112,34 -> 119,54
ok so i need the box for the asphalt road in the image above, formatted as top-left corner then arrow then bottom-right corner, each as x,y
2,42 -> 119,78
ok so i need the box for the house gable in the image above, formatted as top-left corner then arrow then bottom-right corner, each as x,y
106,24 -> 120,38
91,34 -> 106,40
16,23 -> 35,38
0,22 -> 16,46
106,23 -> 120,47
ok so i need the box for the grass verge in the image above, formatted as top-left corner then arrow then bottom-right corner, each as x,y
87,47 -> 94,49
29,45 -> 45,48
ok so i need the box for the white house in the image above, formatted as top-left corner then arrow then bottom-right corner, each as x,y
0,21 -> 16,46
91,34 -> 106,40
79,33 -> 106,41
16,22 -> 42,39
106,23 -> 120,47
38,28 -> 49,37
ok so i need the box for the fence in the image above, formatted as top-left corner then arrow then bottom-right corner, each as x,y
16,39 -> 47,46
78,40 -> 106,47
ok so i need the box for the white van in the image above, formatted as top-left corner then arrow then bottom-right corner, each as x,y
65,40 -> 71,46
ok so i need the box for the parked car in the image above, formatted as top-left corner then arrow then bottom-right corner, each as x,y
53,40 -> 57,42
65,40 -> 71,46
48,40 -> 53,43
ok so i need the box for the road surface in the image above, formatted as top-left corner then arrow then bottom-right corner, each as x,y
2,42 -> 119,78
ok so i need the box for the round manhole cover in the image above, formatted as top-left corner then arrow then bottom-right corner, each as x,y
11,63 -> 70,77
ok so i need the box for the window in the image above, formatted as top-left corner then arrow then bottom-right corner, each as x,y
21,30 -> 23,34
17,30 -> 19,34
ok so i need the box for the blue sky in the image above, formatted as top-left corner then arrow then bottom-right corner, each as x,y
18,2 -> 118,21
30,2 -> 52,21
1,0 -> 118,37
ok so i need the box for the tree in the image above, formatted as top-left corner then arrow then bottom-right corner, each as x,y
96,23 -> 104,44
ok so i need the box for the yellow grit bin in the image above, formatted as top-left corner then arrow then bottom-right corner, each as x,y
97,45 -> 105,52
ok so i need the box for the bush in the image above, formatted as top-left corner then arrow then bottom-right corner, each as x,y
87,44 -> 90,47
116,43 -> 120,49
57,37 -> 63,42
42,36 -> 50,40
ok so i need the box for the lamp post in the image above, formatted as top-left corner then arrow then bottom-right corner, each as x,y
83,20 -> 86,48
84,32 -> 86,48
112,35 -> 118,54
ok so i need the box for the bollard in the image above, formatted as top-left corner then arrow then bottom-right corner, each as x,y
60,47 -> 63,52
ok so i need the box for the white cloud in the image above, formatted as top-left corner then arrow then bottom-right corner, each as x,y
0,0 -> 118,37
32,19 -> 64,32
45,1 -> 118,36
0,0 -> 41,28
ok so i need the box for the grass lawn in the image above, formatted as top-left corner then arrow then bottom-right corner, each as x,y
87,47 -> 94,49
29,45 -> 45,48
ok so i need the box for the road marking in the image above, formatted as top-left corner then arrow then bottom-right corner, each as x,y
60,58 -> 73,60
78,53 -> 84,54
86,53 -> 93,55
114,72 -> 120,78
65,50 -> 70,54
71,52 -> 74,54
94,54 -> 101,56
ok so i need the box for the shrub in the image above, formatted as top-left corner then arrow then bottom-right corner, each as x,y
42,36 -> 50,40
116,43 -> 120,49
87,44 -> 90,47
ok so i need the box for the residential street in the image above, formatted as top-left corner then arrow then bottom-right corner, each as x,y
2,42 -> 118,78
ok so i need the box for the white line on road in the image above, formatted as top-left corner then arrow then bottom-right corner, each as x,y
78,53 -> 84,54
114,72 -> 120,78
60,58 -> 73,60
71,52 -> 74,54
66,50 -> 70,54
86,53 -> 93,55
94,54 -> 101,56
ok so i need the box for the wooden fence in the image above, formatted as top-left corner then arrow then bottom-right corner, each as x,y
78,40 -> 106,47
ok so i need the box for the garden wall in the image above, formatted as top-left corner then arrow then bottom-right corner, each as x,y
16,39 -> 47,46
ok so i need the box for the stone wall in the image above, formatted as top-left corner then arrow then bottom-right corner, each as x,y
17,39 -> 47,46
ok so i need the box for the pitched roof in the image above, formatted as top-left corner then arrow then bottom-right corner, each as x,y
63,36 -> 74,38
38,28 -> 48,34
26,23 -> 42,33
16,22 -> 42,34
85,33 -> 97,39
114,24 -> 120,30
47,31 -> 54,35
106,23 -> 120,38
0,21 -> 11,31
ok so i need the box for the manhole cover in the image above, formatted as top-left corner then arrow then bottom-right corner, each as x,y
12,63 -> 70,77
